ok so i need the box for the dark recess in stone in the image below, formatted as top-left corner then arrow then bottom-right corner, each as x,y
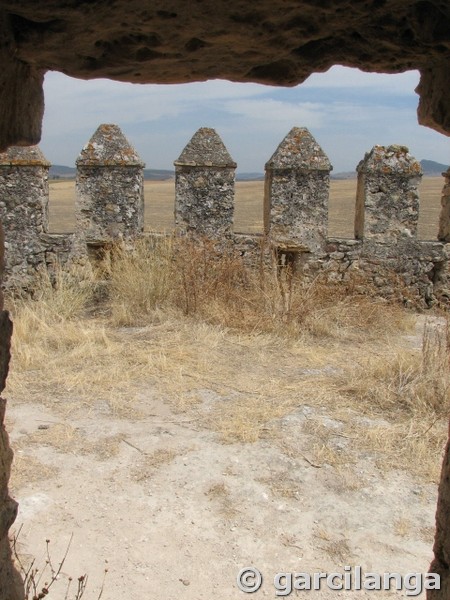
185,38 -> 209,52
156,10 -> 177,19
247,59 -> 298,83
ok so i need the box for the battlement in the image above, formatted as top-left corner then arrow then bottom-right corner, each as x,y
0,125 -> 448,305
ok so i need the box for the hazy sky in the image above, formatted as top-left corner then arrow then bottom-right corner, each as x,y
41,67 -> 449,174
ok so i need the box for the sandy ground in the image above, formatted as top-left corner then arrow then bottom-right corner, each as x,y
6,319 -> 440,600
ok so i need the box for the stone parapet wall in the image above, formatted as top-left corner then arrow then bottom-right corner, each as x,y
0,146 -> 50,290
230,234 -> 450,307
174,128 -> 236,238
321,239 -> 449,307
3,229 -> 447,308
438,167 -> 450,242
0,124 -> 448,307
264,127 -> 331,254
355,145 -> 422,242
75,124 -> 145,245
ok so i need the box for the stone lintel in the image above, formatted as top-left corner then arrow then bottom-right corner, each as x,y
274,242 -> 311,253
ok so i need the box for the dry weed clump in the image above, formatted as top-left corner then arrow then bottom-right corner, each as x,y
106,236 -> 174,326
104,236 -> 411,342
341,318 -> 450,417
338,317 -> 450,481
6,237 -> 447,482
15,424 -> 123,461
206,482 -> 238,519
205,394 -> 300,444
12,530 -> 107,600
131,447 -> 178,482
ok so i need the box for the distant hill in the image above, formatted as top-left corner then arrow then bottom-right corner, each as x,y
48,159 -> 450,182
143,169 -> 174,180
49,165 -> 264,181
331,159 -> 449,180
49,165 -> 76,179
420,160 -> 449,176
50,165 -> 174,180
331,171 -> 356,180
236,172 -> 264,181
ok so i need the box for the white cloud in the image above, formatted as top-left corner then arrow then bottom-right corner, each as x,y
302,65 -> 420,94
40,68 -> 449,173
224,98 -> 324,127
43,72 -> 268,126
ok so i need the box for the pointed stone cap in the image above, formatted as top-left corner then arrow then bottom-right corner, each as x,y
0,145 -> 50,167
357,145 -> 422,176
265,127 -> 331,171
76,124 -> 145,167
174,127 -> 236,168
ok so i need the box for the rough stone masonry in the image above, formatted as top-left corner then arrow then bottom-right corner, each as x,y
0,123 -> 449,600
264,127 -> 332,254
355,145 -> 422,242
174,127 -> 237,238
0,145 -> 51,290
76,123 -> 145,245
0,125 -> 448,310
0,3 -> 449,599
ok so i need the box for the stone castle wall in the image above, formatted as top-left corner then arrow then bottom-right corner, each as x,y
75,124 -> 145,244
0,124 -> 449,306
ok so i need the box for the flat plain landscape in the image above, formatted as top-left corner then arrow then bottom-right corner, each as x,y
48,177 -> 444,240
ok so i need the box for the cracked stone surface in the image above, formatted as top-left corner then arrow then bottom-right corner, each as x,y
0,0 -> 449,150
0,3 -> 449,600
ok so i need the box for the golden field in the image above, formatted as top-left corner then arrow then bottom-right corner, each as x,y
48,176 -> 443,239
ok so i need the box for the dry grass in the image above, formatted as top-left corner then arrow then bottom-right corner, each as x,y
328,467 -> 364,493
103,235 -> 412,343
335,318 -> 450,480
5,266 -> 178,416
340,321 -> 450,417
106,236 -> 175,326
314,528 -> 353,562
5,238 -> 449,483
257,473 -> 302,500
48,177 -> 444,239
131,448 -> 178,481
346,418 -> 446,482
393,516 -> 412,538
15,424 -> 123,460
419,525 -> 436,544
206,482 -> 238,520
207,395 -> 301,444
10,454 -> 58,491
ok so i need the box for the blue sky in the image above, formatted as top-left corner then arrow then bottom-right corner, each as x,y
41,67 -> 449,174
